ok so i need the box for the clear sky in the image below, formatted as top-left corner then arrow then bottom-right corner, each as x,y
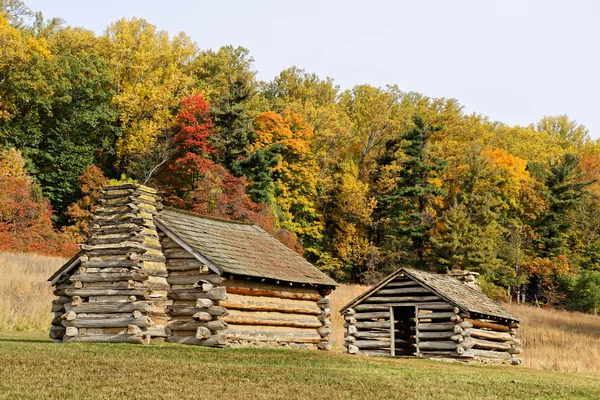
27,0 -> 600,138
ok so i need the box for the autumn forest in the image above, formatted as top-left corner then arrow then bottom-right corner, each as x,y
2,2 -> 600,313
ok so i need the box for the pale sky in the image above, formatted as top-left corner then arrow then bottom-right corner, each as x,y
27,0 -> 600,138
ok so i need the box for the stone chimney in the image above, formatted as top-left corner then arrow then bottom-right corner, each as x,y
69,183 -> 171,343
447,269 -> 480,291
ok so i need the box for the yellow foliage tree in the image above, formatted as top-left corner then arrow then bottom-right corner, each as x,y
98,18 -> 197,179
252,109 -> 323,250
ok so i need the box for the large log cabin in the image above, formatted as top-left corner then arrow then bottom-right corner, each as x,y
48,183 -> 337,350
340,268 -> 522,364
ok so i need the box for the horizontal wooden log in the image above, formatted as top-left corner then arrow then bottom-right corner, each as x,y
356,349 -> 393,357
471,349 -> 512,359
165,260 -> 209,271
167,320 -> 228,331
220,299 -> 321,315
166,274 -> 223,285
167,305 -> 228,317
352,321 -> 390,329
68,317 -> 153,328
163,249 -> 196,259
418,341 -> 457,351
377,287 -> 430,295
384,280 -> 418,288
464,318 -> 510,332
352,331 -> 392,339
223,315 -> 321,329
353,302 -> 452,311
166,334 -> 228,346
417,331 -> 454,340
417,312 -> 455,320
226,330 -> 322,344
417,322 -> 455,331
65,288 -> 148,297
224,287 -> 320,301
508,346 -> 522,355
168,287 -> 227,301
65,301 -> 152,313
70,272 -> 149,283
65,334 -> 149,344
470,328 -> 512,341
364,296 -> 440,303
471,338 -> 511,351
353,312 -> 390,320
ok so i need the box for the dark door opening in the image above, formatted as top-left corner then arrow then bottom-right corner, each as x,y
390,306 -> 417,356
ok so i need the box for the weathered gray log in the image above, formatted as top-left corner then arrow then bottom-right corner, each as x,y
508,346 -> 522,354
51,301 -> 66,312
457,339 -> 474,350
65,301 -> 152,313
356,349 -> 393,357
417,322 -> 456,331
385,281 -> 419,288
192,311 -> 212,321
352,321 -> 390,329
65,288 -> 148,297
69,272 -> 148,283
343,308 -> 356,315
168,320 -> 228,331
377,287 -> 430,295
347,344 -> 359,354
344,316 -> 357,324
418,341 -> 457,351
317,326 -> 332,337
61,311 -> 77,321
223,315 -> 321,329
195,298 -> 214,308
65,334 -> 149,344
226,330 -> 322,344
68,317 -> 153,328
196,327 -> 211,340
354,302 -> 452,311
166,274 -> 223,285
451,334 -> 464,343
353,331 -> 391,339
364,296 -> 440,303
417,331 -> 455,340
471,349 -> 512,359
417,312 -> 455,320
167,334 -> 228,346
471,338 -> 511,351
347,325 -> 358,335
353,312 -> 390,320
470,328 -> 513,341
225,286 -> 321,302
220,299 -> 321,315
167,305 -> 228,317
168,287 -> 227,301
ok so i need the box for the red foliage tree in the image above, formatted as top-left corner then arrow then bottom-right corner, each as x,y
161,94 -> 303,253
0,149 -> 77,257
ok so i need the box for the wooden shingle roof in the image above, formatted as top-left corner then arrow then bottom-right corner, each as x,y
156,207 -> 337,287
341,268 -> 519,322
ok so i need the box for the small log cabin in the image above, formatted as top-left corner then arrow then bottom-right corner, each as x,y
48,183 -> 337,349
340,268 -> 522,364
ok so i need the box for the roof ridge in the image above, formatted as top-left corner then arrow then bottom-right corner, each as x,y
160,206 -> 257,226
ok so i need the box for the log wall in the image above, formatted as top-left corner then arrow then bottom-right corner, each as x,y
49,184 -> 172,344
343,273 -> 522,364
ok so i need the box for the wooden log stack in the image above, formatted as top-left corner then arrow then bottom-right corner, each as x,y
163,235 -> 228,347
50,184 -> 171,344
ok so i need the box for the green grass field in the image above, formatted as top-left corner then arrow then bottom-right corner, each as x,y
0,332 -> 598,400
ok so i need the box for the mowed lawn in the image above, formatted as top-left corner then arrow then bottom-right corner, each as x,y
0,332 -> 598,400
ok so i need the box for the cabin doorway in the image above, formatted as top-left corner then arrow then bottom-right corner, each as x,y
389,306 -> 417,356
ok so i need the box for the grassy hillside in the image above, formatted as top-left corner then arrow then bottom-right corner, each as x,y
2,251 -> 600,376
0,331 -> 599,400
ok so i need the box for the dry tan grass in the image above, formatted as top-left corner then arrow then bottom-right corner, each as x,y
330,284 -> 600,373
1,252 -> 600,373
506,303 -> 600,373
0,252 -> 67,331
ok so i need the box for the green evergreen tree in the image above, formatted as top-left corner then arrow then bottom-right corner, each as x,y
373,115 -> 446,269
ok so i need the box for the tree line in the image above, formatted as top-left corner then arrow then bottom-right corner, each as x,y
2,1 -> 600,313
